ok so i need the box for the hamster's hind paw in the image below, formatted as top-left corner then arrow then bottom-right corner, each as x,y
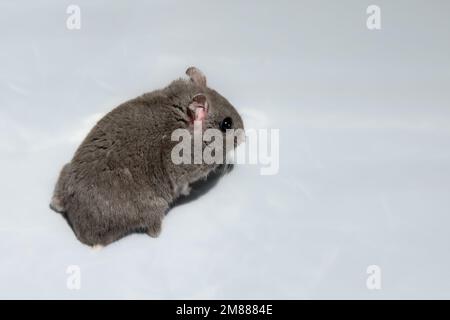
91,244 -> 104,252
49,196 -> 65,213
147,219 -> 162,238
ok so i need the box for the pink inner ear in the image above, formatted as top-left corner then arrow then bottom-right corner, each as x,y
195,107 -> 207,121
189,94 -> 208,123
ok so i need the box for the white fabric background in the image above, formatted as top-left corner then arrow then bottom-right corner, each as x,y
1,0 -> 449,299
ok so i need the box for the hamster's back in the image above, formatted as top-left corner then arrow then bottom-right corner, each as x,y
50,94 -> 176,245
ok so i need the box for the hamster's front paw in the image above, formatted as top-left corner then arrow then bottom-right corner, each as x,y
180,184 -> 191,196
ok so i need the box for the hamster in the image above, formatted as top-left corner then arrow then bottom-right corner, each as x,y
50,67 -> 244,247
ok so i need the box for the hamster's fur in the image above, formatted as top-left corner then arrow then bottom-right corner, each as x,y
50,67 -> 244,246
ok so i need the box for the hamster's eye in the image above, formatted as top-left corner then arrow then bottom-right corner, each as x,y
220,117 -> 233,132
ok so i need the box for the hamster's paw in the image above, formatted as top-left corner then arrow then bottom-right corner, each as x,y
147,219 -> 162,238
180,184 -> 191,196
91,244 -> 104,252
49,196 -> 65,213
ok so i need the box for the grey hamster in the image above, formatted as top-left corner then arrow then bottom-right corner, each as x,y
50,67 -> 244,247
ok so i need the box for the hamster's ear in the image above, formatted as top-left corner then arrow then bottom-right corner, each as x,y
186,67 -> 207,87
188,94 -> 209,122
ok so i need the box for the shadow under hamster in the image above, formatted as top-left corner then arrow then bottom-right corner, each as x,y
171,164 -> 234,208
